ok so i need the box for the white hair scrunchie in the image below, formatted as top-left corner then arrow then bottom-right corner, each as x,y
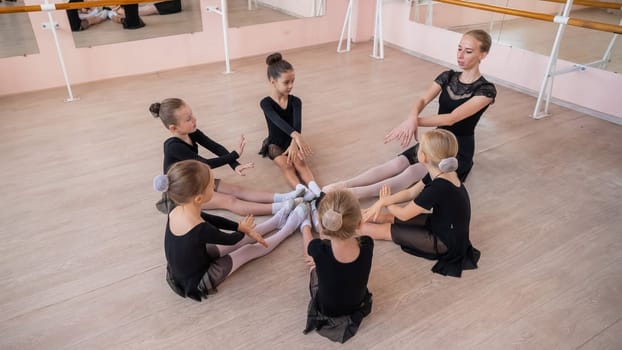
153,175 -> 169,193
438,157 -> 458,173
321,209 -> 343,232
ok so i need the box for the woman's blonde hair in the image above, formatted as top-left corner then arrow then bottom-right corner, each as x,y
318,189 -> 361,240
464,29 -> 492,53
420,129 -> 459,171
166,160 -> 212,205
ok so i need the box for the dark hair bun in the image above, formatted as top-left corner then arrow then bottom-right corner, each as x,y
266,52 -> 283,66
149,102 -> 161,118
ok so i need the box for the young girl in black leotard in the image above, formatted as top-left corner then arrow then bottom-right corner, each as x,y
151,98 -> 304,215
259,52 -> 322,201
156,160 -> 309,301
301,190 -> 373,343
324,30 -> 496,199
361,129 -> 479,278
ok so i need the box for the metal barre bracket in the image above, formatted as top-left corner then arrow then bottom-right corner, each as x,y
41,21 -> 59,30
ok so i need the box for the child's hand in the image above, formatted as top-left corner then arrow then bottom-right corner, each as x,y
293,134 -> 313,158
285,142 -> 300,165
238,215 -> 256,234
235,162 -> 255,176
362,202 -> 383,223
304,255 -> 315,268
379,184 -> 391,199
236,135 -> 246,157
247,229 -> 268,248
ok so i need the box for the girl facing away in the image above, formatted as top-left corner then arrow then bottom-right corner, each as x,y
361,129 -> 479,278
155,160 -> 309,301
301,190 -> 373,343
259,52 -> 322,202
151,98 -> 304,216
324,29 -> 497,200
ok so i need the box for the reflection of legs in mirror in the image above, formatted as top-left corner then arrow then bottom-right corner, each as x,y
114,0 -> 181,17
110,4 -> 145,29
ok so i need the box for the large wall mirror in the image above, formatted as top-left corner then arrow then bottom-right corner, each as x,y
409,1 -> 621,74
228,0 -> 325,28
0,0 -> 40,58
71,0 -> 202,48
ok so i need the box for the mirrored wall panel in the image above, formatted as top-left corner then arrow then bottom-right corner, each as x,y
409,1 -> 621,74
71,0 -> 202,48
228,0 -> 325,28
0,0 -> 40,58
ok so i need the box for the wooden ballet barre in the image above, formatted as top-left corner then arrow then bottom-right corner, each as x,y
434,0 -> 622,34
540,0 -> 622,10
0,0 -> 157,14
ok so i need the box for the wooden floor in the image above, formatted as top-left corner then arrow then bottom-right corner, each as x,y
0,42 -> 621,349
228,0 -> 298,28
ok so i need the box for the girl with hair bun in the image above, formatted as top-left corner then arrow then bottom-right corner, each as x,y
361,129 -> 480,278
151,97 -> 304,216
259,52 -> 322,202
157,160 -> 309,301
300,190 -> 374,343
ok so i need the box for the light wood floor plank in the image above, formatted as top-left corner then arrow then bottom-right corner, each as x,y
0,42 -> 620,350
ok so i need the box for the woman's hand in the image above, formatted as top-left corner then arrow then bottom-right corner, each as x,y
384,116 -> 419,147
236,135 -> 246,157
234,162 -> 255,176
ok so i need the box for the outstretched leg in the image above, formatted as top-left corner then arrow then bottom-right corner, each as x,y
227,203 -> 309,274
273,155 -> 302,188
349,163 -> 428,199
324,156 -> 410,192
216,181 -> 275,203
202,192 -> 273,216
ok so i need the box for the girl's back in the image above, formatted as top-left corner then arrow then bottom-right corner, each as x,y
309,236 -> 373,317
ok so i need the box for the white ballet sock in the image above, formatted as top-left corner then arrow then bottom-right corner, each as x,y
273,184 -> 306,202
311,200 -> 321,233
271,198 -> 295,215
307,181 -> 322,197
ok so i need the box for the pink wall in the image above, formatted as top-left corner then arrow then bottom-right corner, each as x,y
2,0 -> 620,123
382,1 -> 622,122
0,0 -> 349,96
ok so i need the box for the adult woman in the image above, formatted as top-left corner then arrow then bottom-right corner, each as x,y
324,29 -> 497,199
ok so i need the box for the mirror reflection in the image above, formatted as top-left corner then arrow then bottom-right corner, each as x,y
228,0 -> 325,28
70,0 -> 201,48
0,0 -> 39,58
410,1 -> 621,74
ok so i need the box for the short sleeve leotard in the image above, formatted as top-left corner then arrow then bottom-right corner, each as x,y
307,236 -> 374,316
400,70 -> 497,181
392,177 -> 480,277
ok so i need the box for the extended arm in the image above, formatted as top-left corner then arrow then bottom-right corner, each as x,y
192,130 -> 241,170
417,95 -> 493,127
